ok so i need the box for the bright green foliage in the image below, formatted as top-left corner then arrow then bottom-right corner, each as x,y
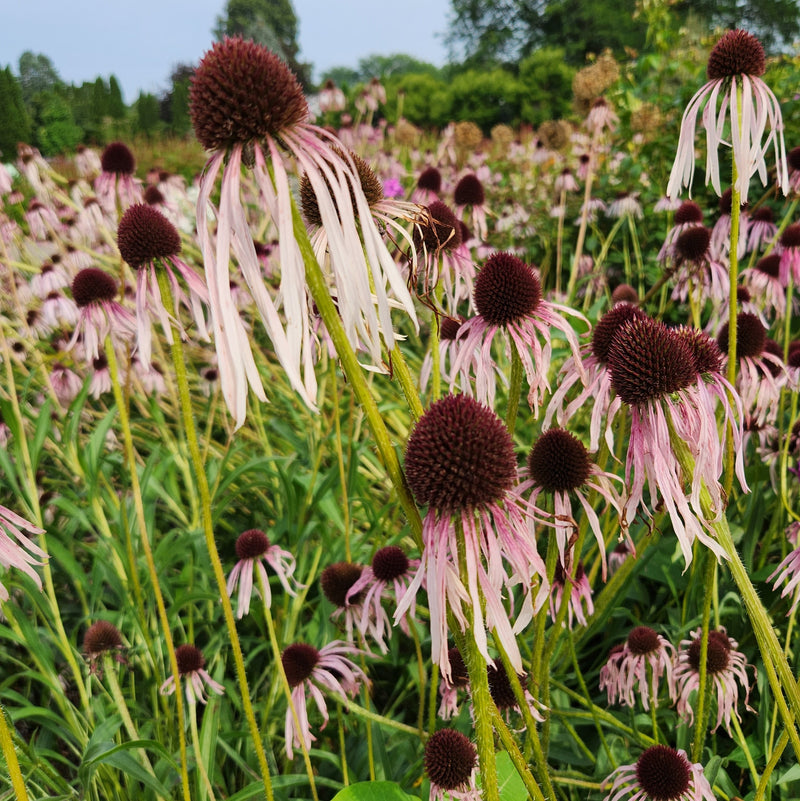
18,51 -> 61,102
133,92 -> 161,138
108,75 -> 127,119
518,47 -> 576,126
0,66 -> 32,158
448,68 -> 523,131
31,90 -> 83,155
386,73 -> 452,129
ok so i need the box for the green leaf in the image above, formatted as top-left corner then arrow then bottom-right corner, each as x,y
331,780 -> 419,801
496,751 -> 528,801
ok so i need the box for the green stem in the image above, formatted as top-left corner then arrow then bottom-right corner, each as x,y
507,345 -> 524,439
391,342 -> 424,421
755,730 -> 787,801
0,703 -> 28,801
567,135 -> 598,305
156,271 -> 275,801
691,552 -> 716,763
105,337 -> 192,801
339,697 -> 424,737
187,695 -> 217,801
257,571 -> 319,801
490,705 -> 549,801
292,204 -> 423,548
330,362 -> 352,563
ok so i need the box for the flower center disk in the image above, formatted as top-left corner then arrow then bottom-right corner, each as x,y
473,251 -> 542,326
635,745 -> 692,801
527,428 -> 592,493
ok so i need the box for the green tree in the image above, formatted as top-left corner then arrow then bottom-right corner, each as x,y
356,54 -> 441,81
107,75 -> 126,119
447,68 -> 523,130
518,47 -> 575,126
134,92 -> 161,138
385,73 -> 452,128
0,67 -> 32,158
18,51 -> 61,102
215,0 -> 311,86
32,91 -> 83,155
159,63 -> 194,136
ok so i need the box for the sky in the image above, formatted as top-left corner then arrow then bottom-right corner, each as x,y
0,0 -> 451,103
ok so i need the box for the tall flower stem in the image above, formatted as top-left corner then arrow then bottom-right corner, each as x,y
506,345 -> 523,438
0,703 -> 28,801
256,571 -> 319,801
187,695 -> 217,801
330,363 -> 352,563
291,204 -> 423,547
567,138 -> 598,305
155,271 -> 275,801
691,551 -> 717,763
104,336 -> 191,801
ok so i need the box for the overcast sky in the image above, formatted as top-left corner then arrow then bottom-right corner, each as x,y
0,0 -> 451,103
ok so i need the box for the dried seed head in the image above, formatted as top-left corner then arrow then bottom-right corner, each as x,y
413,201 -> 462,253
424,729 -> 477,791
607,317 -> 697,405
404,394 -> 517,514
626,626 -> 661,656
83,621 -> 123,657
235,529 -> 271,559
716,312 -> 766,359
100,142 -> 135,175
635,745 -> 692,801
527,428 -> 592,493
300,147 -> 383,227
281,643 -> 319,687
175,644 -> 205,675
320,562 -> 363,607
473,251 -> 542,326
453,173 -> 485,206
591,303 -> 649,363
371,546 -> 410,582
117,203 -> 181,267
707,30 -> 766,80
71,268 -> 118,307
190,37 -> 308,151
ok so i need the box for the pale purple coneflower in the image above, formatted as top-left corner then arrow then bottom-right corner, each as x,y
281,640 -> 368,758
778,222 -> 800,284
318,79 -> 346,113
412,166 -> 443,206
68,268 -> 135,362
653,195 -> 683,213
190,37 -> 417,425
668,225 -> 729,310
768,520 -> 800,612
75,197 -> 109,245
453,251 -> 585,417
50,362 -> 83,404
83,620 -> 125,676
599,626 -> 676,710
0,505 -> 46,601
132,358 -> 167,396
424,729 -> 481,801
606,316 -> 732,568
117,203 -> 209,368
549,560 -> 593,629
25,200 -> 60,241
74,145 -> 102,180
666,29 -> 788,204
487,657 -> 545,723
709,188 -> 749,261
522,428 -> 624,580
437,646 -> 470,720
606,192 -> 642,219
602,745 -> 716,801
716,312 -> 786,427
657,201 -> 704,263
344,545 -> 420,653
544,302 -> 648,452
454,173 -> 489,242
95,142 -> 143,214
321,561 -> 366,644
411,200 -> 465,303
89,353 -> 112,399
226,528 -> 299,619
30,258 -> 70,299
394,394 -> 549,681
673,627 -> 753,733
160,644 -> 225,705
0,162 -> 12,196
740,253 -> 786,319
745,205 -> 777,253
41,290 -> 78,329
586,97 -> 619,135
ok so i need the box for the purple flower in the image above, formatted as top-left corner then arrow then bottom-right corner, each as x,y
160,644 -> 225,705
0,505 -> 46,601
667,30 -> 788,203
